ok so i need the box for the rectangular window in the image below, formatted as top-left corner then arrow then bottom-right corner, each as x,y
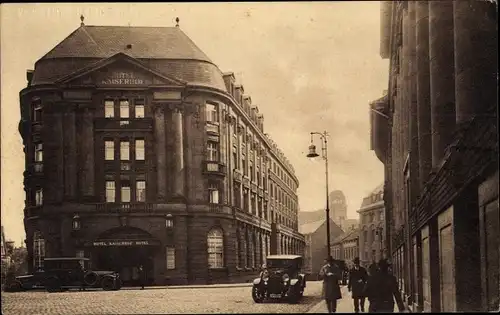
119,99 -> 130,118
134,99 -> 145,118
104,100 -> 114,118
136,181 -> 146,202
35,189 -> 43,206
232,151 -> 238,169
135,139 -> 145,161
105,140 -> 114,160
120,141 -> 130,160
33,102 -> 43,122
206,103 -> 218,123
105,181 -> 115,203
166,247 -> 176,270
209,183 -> 220,204
207,142 -> 219,161
34,143 -> 43,162
33,237 -> 45,270
121,182 -> 131,203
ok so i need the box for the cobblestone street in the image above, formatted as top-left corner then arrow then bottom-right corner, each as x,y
1,281 -> 324,315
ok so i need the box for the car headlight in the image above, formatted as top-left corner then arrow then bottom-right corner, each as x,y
282,274 -> 290,282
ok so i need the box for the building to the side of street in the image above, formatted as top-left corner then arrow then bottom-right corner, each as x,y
372,1 -> 498,312
331,228 -> 359,268
357,184 -> 386,267
299,217 -> 343,279
19,19 -> 305,285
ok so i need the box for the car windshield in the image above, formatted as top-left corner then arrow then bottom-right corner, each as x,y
266,259 -> 294,269
45,259 -> 87,270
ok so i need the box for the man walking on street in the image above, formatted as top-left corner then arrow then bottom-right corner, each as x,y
319,256 -> 342,313
348,257 -> 368,313
138,264 -> 145,290
364,259 -> 406,313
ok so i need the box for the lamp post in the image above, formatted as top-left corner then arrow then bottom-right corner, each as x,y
306,131 -> 331,258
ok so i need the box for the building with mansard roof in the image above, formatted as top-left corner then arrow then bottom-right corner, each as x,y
19,18 -> 304,285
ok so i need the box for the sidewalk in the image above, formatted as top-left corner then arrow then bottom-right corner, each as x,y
307,286 -> 355,313
122,282 -> 253,290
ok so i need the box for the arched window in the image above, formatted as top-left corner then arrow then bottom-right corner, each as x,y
207,228 -> 224,269
33,231 -> 45,270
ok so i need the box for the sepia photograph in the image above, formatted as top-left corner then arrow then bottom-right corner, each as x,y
0,1 -> 498,314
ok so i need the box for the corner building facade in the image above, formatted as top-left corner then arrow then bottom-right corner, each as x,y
373,1 -> 498,312
20,23 -> 304,285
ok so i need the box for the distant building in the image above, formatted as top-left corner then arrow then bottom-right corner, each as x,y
358,184 -> 385,267
299,218 -> 343,278
343,218 -> 359,231
329,190 -> 348,229
331,228 -> 360,268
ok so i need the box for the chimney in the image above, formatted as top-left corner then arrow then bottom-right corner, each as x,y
222,72 -> 236,97
26,70 -> 34,87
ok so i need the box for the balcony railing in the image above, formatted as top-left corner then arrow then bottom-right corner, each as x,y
208,203 -> 232,214
242,176 -> 250,187
233,169 -> 243,182
257,187 -> 264,197
205,123 -> 219,134
94,118 -> 153,131
95,203 -> 156,213
203,161 -> 226,176
30,162 -> 43,174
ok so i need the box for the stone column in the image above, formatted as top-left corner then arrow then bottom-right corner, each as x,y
416,1 -> 432,189
79,106 -> 95,199
183,105 -> 195,204
63,106 -> 77,200
408,1 -> 420,201
154,106 -> 167,202
172,108 -> 185,198
453,0 -> 498,125
429,1 -> 456,168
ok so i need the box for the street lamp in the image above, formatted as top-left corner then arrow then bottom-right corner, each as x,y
306,131 -> 331,258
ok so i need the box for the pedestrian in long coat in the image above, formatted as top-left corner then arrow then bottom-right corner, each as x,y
319,256 -> 342,313
348,257 -> 368,313
364,259 -> 406,313
138,265 -> 145,290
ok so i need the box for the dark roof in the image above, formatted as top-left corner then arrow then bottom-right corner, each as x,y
30,25 -> 226,90
332,228 -> 359,244
360,183 -> 384,208
266,255 -> 302,260
41,25 -> 212,62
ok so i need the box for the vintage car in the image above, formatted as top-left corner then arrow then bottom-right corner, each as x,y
6,257 -> 122,292
252,255 -> 306,304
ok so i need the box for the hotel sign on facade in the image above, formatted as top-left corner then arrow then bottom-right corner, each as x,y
100,71 -> 147,85
86,239 -> 160,247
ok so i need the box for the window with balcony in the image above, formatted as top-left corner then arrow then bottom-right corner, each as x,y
35,189 -> 43,206
120,99 -> 130,118
120,141 -> 130,161
207,142 -> 219,161
135,139 -> 145,161
243,188 -> 249,211
208,183 -> 220,204
134,99 -> 145,118
136,181 -> 146,202
206,103 -> 219,123
242,156 -> 247,175
105,140 -> 114,160
232,151 -> 238,169
207,228 -> 224,269
121,182 -> 131,203
250,164 -> 254,181
105,181 -> 116,203
104,100 -> 114,118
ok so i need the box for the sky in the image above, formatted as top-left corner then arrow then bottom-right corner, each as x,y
1,2 -> 388,245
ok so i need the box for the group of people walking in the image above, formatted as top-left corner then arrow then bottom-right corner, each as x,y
319,256 -> 407,313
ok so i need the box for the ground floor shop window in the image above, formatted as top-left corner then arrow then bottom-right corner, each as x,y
33,231 -> 45,270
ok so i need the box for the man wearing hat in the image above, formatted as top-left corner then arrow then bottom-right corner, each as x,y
319,256 -> 342,313
348,257 -> 368,313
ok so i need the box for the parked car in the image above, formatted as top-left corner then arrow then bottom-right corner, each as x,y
252,255 -> 306,304
5,257 -> 122,293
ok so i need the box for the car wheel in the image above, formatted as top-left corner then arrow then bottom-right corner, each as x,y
83,272 -> 99,287
101,277 -> 115,291
252,286 -> 265,303
45,277 -> 62,293
287,286 -> 301,304
112,278 -> 122,291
